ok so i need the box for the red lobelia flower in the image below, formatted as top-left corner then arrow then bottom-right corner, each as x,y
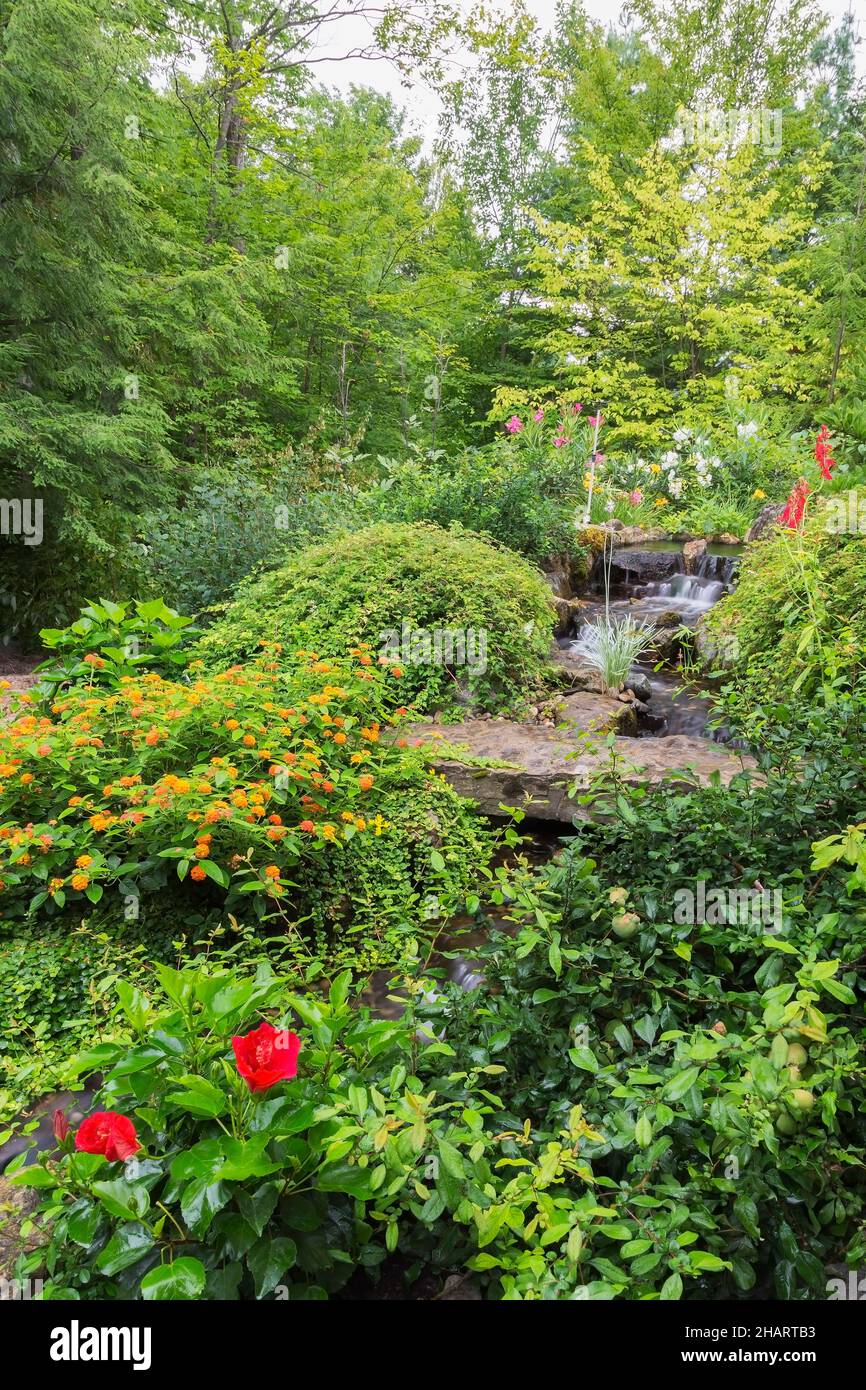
814,425 -> 835,481
780,477 -> 811,529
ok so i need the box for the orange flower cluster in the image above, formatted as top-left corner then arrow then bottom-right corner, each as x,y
0,650 -> 414,915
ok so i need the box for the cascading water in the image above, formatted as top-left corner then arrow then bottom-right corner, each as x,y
636,570 -> 725,617
561,540 -> 743,738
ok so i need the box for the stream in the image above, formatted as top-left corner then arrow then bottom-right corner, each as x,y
560,540 -> 743,739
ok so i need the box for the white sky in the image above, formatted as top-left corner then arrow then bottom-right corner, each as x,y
309,0 -> 866,144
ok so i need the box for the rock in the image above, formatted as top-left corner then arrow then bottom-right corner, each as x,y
605,548 -> 682,584
635,704 -> 666,733
682,538 -> 707,574
438,1273 -> 483,1301
542,554 -> 573,599
552,596 -> 586,638
557,690 -> 639,734
692,615 -> 739,671
609,526 -> 670,548
553,597 -> 571,636
746,503 -> 785,543
716,532 -> 742,546
404,720 -> 757,823
549,643 -> 598,691
649,626 -> 681,662
623,670 -> 652,703
0,1176 -> 41,1284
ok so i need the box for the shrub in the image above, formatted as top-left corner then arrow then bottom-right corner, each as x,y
194,523 -> 556,716
419,768 -> 866,1299
0,911 -> 180,1123
0,647 -> 492,946
704,509 -> 866,706
142,469 -> 361,618
10,956 -> 582,1301
6,959 -> 485,1299
358,446 -> 588,565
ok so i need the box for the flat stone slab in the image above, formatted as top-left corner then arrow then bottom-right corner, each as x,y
408,712 -> 755,822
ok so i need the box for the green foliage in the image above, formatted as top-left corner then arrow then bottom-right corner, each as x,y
287,779 -> 494,972
142,469 -> 359,618
36,599 -> 199,697
0,0 -> 174,639
358,444 -> 588,565
7,958 -> 482,1299
417,725 -> 866,1298
705,511 -> 866,705
195,523 -> 556,716
0,911 -> 180,1123
0,647 -> 492,954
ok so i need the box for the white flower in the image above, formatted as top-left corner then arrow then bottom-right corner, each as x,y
606,500 -> 615,513
673,428 -> 690,443
662,450 -> 678,468
737,421 -> 758,440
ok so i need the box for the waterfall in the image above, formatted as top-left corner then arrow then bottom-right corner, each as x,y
639,572 -> 725,611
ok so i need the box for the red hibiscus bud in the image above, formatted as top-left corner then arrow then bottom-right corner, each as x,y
53,1109 -> 70,1145
231,1021 -> 302,1093
75,1111 -> 140,1162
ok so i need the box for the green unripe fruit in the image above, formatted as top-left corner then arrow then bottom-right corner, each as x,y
791,1088 -> 815,1111
787,1043 -> 808,1066
776,1113 -> 798,1135
787,1065 -> 801,1082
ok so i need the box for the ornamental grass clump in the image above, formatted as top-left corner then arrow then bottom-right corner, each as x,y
579,613 -> 656,693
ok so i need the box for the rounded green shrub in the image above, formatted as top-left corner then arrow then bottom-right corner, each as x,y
195,522 -> 556,715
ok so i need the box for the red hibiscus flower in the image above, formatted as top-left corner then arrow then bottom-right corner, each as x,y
232,1021 -> 302,1092
75,1111 -> 140,1161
